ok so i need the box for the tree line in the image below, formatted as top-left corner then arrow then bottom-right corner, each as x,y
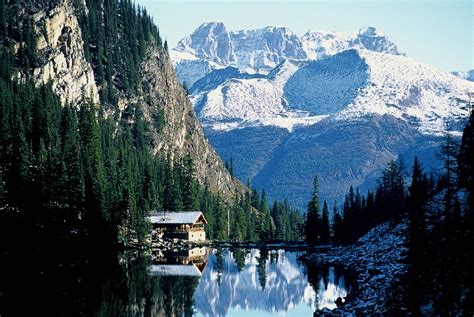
305,159 -> 409,246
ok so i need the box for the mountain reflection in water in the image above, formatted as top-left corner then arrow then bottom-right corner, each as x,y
0,246 -> 350,316
189,248 -> 348,316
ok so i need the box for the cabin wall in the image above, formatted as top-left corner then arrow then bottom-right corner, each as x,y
188,230 -> 206,242
151,223 -> 206,242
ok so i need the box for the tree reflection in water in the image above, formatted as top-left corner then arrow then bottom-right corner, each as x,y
257,248 -> 268,289
305,264 -> 350,310
0,246 -> 199,317
194,248 -> 351,316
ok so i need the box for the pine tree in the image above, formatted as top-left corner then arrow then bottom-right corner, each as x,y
439,132 -> 459,220
332,201 -> 343,245
7,97 -> 30,208
457,110 -> 474,312
382,160 -> 405,223
181,155 -> 198,211
458,110 -> 474,211
258,190 -> 273,240
342,189 -> 353,243
212,198 -> 227,240
60,105 -> 84,224
306,176 -> 321,244
321,200 -> 330,244
162,154 -> 183,211
171,160 -> 184,211
0,0 -> 6,42
406,156 -> 428,313
79,99 -> 108,239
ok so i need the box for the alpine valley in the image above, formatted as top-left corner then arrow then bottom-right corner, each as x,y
1,1 -> 474,316
171,22 -> 474,207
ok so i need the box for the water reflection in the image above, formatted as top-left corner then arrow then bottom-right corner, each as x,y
150,247 -> 208,277
189,248 -> 350,316
0,247 -> 350,316
306,265 -> 348,310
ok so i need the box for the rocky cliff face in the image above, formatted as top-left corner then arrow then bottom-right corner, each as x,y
301,27 -> 402,60
139,46 -> 242,196
27,0 -> 99,105
176,22 -> 235,65
21,0 -> 241,198
172,22 -> 403,78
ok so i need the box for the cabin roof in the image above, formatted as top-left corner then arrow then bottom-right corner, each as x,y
149,211 -> 208,225
148,264 -> 203,277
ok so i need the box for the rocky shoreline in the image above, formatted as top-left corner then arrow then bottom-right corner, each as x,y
305,221 -> 408,316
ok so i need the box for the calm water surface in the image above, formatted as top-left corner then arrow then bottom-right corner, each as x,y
0,246 -> 351,316
151,247 -> 350,316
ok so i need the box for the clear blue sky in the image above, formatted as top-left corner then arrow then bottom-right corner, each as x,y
136,0 -> 473,71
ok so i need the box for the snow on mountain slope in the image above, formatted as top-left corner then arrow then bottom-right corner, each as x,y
170,50 -> 224,88
194,49 -> 473,134
172,23 -> 473,135
176,22 -> 235,65
230,26 -> 307,72
192,58 -> 328,131
267,59 -> 301,91
284,49 -> 370,115
301,26 -> 402,59
199,78 -> 284,121
190,66 -> 265,95
336,50 -> 472,135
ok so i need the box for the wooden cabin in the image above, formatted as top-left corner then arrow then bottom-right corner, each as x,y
149,211 -> 207,242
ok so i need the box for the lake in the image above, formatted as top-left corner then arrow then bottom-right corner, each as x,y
150,247 -> 350,316
0,246 -> 351,316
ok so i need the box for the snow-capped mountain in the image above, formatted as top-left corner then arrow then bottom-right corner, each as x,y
452,69 -> 474,82
175,22 -> 234,65
194,49 -> 471,135
174,22 -> 306,74
171,22 -> 474,207
171,22 -> 402,87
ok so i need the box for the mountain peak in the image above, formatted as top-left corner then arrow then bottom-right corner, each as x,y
175,23 -> 307,71
194,21 -> 228,35
358,26 -> 378,36
201,21 -> 226,28
451,69 -> 474,82
300,27 -> 402,59
263,25 -> 292,33
176,21 -> 235,66
174,23 -> 403,74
